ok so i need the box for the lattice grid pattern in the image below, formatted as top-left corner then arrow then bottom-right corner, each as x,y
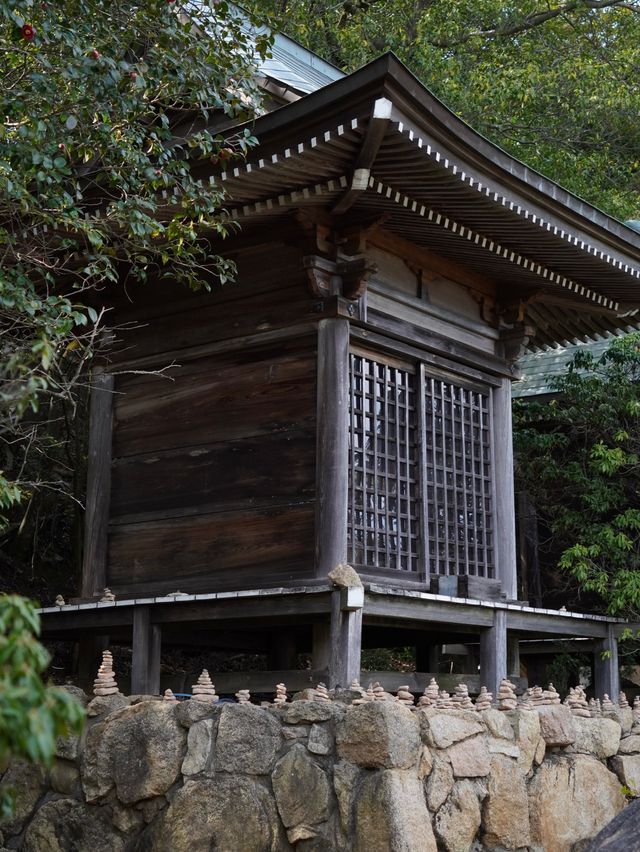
424,376 -> 494,578
348,354 -> 419,573
347,351 -> 495,579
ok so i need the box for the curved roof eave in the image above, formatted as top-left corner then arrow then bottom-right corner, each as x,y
238,52 -> 640,263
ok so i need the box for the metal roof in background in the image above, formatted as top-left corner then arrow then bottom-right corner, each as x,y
259,32 -> 345,95
187,1 -> 344,95
512,331 -> 632,398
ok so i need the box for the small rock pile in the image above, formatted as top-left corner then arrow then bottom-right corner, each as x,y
396,686 -> 415,707
191,670 -> 218,703
314,683 -> 331,701
273,683 -> 288,706
452,683 -> 474,710
93,651 -> 119,697
418,678 -> 440,708
497,679 -> 518,711
567,686 -> 590,718
475,686 -> 493,711
353,684 -> 375,705
236,689 -> 251,705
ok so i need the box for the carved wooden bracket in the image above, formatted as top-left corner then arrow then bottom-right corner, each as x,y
303,255 -> 338,297
304,254 -> 376,301
293,210 -> 334,255
499,322 -> 536,363
337,256 -> 377,301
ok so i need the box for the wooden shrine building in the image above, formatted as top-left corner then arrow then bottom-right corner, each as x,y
40,44 -> 640,698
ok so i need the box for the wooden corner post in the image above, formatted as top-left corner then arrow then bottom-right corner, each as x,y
329,588 -> 363,689
480,609 -> 507,695
492,377 -> 518,601
315,318 -> 350,576
131,606 -> 161,695
81,370 -> 114,598
594,623 -> 620,700
315,318 -> 362,686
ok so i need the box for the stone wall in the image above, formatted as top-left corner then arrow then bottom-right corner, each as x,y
1,689 -> 639,852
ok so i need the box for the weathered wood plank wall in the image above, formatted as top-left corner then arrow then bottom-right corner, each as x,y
103,243 -> 318,596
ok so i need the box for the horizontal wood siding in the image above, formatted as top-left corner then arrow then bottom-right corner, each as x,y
112,342 -> 316,458
111,430 -> 315,522
106,244 -> 318,595
111,283 -> 316,364
108,244 -> 313,364
108,505 -> 315,595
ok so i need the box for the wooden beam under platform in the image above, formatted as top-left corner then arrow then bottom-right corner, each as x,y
39,584 -> 628,697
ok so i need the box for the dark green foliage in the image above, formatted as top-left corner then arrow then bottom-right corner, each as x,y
249,0 -> 640,220
514,333 -> 640,617
0,595 -> 85,816
0,1 -> 270,578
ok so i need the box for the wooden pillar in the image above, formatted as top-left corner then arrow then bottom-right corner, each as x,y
415,643 -> 440,674
315,319 -> 350,577
480,609 -> 507,695
507,634 -> 521,678
492,378 -> 517,601
312,623 -> 331,674
131,606 -> 161,695
328,589 -> 362,688
594,624 -> 620,700
81,370 -> 114,598
269,633 -> 297,670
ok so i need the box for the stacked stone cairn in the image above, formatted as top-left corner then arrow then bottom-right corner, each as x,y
314,682 -> 331,701
528,686 -> 545,706
350,679 -> 366,698
373,682 -> 392,702
517,691 -> 535,711
452,683 -> 474,710
395,685 -> 415,707
93,650 -> 119,697
474,686 -> 493,711
191,670 -> 218,703
567,686 -> 590,718
100,587 -> 116,602
435,690 -> 455,709
273,683 -> 288,706
543,683 -> 561,704
235,689 -> 251,705
497,678 -> 518,711
619,691 -> 630,709
163,689 -> 179,704
417,678 -> 440,708
352,684 -> 375,706
335,678 -> 637,722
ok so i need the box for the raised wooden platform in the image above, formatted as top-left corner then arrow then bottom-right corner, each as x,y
39,583 -> 629,699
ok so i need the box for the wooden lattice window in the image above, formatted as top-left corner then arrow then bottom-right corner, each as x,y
423,374 -> 494,578
348,350 -> 495,580
348,354 -> 419,573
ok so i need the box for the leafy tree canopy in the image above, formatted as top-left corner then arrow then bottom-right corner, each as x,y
514,333 -> 640,618
0,595 -> 85,816
249,0 -> 640,221
0,0 -> 270,526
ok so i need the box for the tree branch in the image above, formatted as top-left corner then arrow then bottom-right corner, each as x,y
426,0 -> 639,48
